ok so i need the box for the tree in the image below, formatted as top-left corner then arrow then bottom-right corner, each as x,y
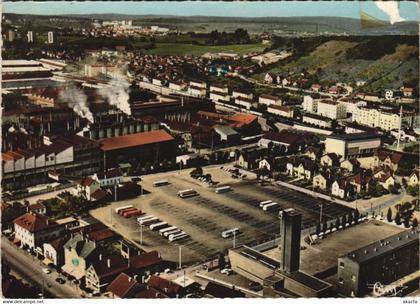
395,212 -> 401,225
412,218 -> 418,228
403,217 -> 410,228
322,219 -> 328,233
387,208 -> 393,222
388,184 -> 399,194
218,253 -> 226,270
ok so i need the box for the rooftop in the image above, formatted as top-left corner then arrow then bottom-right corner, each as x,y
13,212 -> 58,233
99,130 -> 174,152
340,229 -> 419,264
107,273 -> 138,298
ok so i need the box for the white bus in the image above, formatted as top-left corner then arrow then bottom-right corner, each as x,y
159,226 -> 178,236
221,228 -> 239,238
164,229 -> 182,238
262,202 -> 279,211
138,216 -> 159,225
153,180 -> 169,187
137,215 -> 154,224
169,232 -> 188,242
149,221 -> 168,231
259,200 -> 273,208
215,186 -> 232,194
177,189 -> 199,198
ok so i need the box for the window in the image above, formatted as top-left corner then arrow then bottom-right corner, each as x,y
339,261 -> 345,268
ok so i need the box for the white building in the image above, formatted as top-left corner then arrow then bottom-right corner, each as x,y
302,113 -> 332,128
339,99 -> 366,115
14,212 -> 63,250
302,96 -> 318,113
232,90 -> 253,100
317,100 -> 346,120
352,107 -> 415,131
188,85 -> 206,97
210,91 -> 230,102
189,81 -> 207,89
27,31 -> 33,43
47,31 -> 54,44
210,84 -> 228,94
324,133 -> 381,160
259,94 -> 282,106
95,168 -> 123,187
235,96 -> 256,110
267,105 -> 294,118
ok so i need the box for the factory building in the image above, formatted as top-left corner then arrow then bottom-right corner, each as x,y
337,229 -> 419,297
229,209 -> 333,297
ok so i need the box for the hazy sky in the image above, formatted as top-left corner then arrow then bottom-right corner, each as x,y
3,1 -> 419,22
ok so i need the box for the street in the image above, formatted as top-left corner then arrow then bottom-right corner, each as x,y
2,237 -> 82,298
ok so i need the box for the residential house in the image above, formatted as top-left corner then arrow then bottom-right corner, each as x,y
14,212 -> 63,251
72,177 -> 107,201
267,105 -> 294,118
331,179 -> 356,199
188,86 -> 206,97
232,90 -> 253,100
286,156 -> 318,180
304,146 -> 322,161
168,81 -> 186,91
237,149 -> 266,170
147,275 -> 185,298
311,84 -> 321,92
43,236 -> 68,267
62,234 -> 98,281
107,273 -> 141,299
264,73 -> 276,84
320,153 -> 340,167
374,150 -> 404,172
85,254 -> 129,294
340,159 -> 360,173
408,169 -> 419,187
376,172 -> 395,189
259,94 -> 282,107
349,173 -> 374,193
28,201 -> 47,215
135,287 -> 168,299
312,172 -> 330,191
402,87 -> 413,97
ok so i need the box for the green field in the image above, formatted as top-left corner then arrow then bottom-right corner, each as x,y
132,42 -> 266,56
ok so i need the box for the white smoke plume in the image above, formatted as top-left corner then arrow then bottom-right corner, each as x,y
98,78 -> 132,116
59,84 -> 94,123
375,1 -> 404,25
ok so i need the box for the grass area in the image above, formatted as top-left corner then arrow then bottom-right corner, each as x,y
136,42 -> 266,56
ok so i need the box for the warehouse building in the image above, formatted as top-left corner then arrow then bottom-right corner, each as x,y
337,229 -> 419,297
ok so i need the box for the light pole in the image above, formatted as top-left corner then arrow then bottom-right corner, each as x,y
232,230 -> 236,249
319,203 -> 323,223
140,224 -> 144,245
178,246 -> 182,270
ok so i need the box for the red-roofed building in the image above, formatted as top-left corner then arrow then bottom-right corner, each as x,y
146,275 -> 185,298
136,286 -> 168,299
72,177 -> 101,201
98,130 -> 175,167
107,273 -> 140,299
128,251 -> 163,275
14,212 -> 63,250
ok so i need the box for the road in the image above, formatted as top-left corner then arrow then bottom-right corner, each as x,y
2,237 -> 82,298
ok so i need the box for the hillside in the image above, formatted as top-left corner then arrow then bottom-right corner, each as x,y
253,36 -> 419,93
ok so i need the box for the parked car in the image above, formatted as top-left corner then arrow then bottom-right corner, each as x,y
220,268 -> 233,275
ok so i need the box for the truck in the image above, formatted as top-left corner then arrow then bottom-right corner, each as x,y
215,186 -> 232,194
221,228 -> 239,238
115,205 -> 133,214
137,215 -> 154,225
164,229 -> 182,238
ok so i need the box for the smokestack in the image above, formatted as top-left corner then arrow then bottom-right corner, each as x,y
107,259 -> 111,268
99,254 -> 102,261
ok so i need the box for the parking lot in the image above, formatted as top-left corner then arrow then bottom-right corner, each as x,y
90,164 -> 353,265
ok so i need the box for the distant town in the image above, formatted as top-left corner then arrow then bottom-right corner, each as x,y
1,7 -> 419,301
